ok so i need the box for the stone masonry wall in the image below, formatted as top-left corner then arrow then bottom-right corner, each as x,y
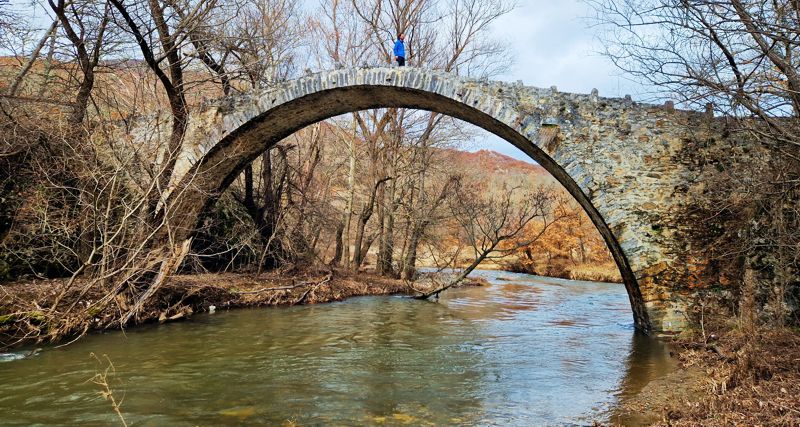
156,67 -> 735,332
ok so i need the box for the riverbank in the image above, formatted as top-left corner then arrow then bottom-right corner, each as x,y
0,269 -> 490,350
611,327 -> 800,426
420,259 -> 623,283
0,269 -> 405,350
501,260 -> 622,283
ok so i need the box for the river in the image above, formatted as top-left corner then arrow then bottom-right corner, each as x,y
0,270 -> 673,425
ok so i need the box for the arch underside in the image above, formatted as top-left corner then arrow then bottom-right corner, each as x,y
180,84 -> 652,332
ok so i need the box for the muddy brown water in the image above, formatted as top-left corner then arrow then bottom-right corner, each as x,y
0,270 -> 674,425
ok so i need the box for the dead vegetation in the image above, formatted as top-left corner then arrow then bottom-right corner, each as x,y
89,353 -> 128,427
0,268 -> 413,350
504,259 -> 621,283
654,328 -> 800,426
610,326 -> 800,426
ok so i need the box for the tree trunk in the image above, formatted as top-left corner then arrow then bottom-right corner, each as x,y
740,264 -> 757,334
378,207 -> 396,277
6,20 -> 58,97
239,152 -> 286,270
341,117 -> 357,268
358,232 -> 378,270
49,1 -> 109,125
524,248 -> 533,261
37,28 -> 58,96
401,227 -> 422,280
351,211 -> 368,271
330,221 -> 344,266
352,177 -> 390,271
378,166 -> 398,277
148,0 -> 188,211
375,181 -> 387,274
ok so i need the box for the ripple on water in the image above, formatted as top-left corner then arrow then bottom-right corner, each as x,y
0,352 -> 28,362
0,271 -> 674,426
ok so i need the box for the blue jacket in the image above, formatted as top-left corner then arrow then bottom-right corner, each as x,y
393,39 -> 405,58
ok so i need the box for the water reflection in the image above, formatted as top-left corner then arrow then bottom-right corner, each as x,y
618,332 -> 676,398
0,270 -> 674,425
608,331 -> 676,425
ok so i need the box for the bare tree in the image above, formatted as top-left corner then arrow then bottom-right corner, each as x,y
178,0 -> 302,93
0,0 -> 13,35
588,0 -> 800,147
107,0 -> 219,212
307,0 -> 514,279
4,19 -> 58,98
184,0 -> 306,270
47,0 -> 111,124
414,179 -> 565,299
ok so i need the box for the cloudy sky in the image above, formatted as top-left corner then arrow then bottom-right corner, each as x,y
466,0 -> 644,161
494,1 -> 639,95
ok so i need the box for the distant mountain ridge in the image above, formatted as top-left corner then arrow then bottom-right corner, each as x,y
441,148 -> 546,176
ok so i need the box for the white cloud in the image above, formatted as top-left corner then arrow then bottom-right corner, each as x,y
491,0 -> 642,97
470,0 -> 647,162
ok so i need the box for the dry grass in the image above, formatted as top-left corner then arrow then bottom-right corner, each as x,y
501,258 -> 622,283
565,263 -> 621,283
89,353 -> 128,427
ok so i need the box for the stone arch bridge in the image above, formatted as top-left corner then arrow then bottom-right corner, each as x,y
162,67 -> 723,333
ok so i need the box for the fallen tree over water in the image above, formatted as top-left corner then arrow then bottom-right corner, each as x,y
413,183 -> 566,300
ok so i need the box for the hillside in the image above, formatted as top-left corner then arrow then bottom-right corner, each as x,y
442,148 -> 546,176
437,147 -> 620,282
437,147 -> 561,191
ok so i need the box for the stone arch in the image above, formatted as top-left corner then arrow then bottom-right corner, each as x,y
170,68 -> 701,333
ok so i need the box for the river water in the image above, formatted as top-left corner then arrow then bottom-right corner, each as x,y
0,270 -> 673,426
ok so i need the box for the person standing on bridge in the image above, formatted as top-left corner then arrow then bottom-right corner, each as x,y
393,33 -> 406,66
